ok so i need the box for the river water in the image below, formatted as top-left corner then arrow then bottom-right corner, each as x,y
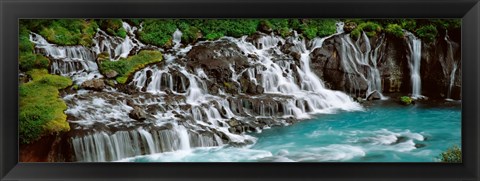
121,101 -> 461,162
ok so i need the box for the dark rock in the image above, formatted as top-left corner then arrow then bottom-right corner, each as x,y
227,118 -> 240,127
343,22 -> 357,33
81,79 -> 105,91
415,143 -> 426,148
367,90 -> 382,101
128,106 -> 147,121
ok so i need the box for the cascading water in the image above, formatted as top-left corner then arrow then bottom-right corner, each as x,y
33,22 -> 365,162
444,31 -> 459,100
405,31 -> 423,99
338,31 -> 386,99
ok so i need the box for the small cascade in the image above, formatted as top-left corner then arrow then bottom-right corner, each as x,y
338,32 -> 386,99
405,31 -> 423,99
172,29 -> 183,49
72,126 -> 222,162
29,33 -> 101,84
92,22 -> 145,61
444,31 -> 459,100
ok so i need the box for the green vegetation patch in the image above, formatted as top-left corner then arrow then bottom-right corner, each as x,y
19,25 -> 50,71
100,50 -> 163,84
21,19 -> 99,46
385,24 -> 404,38
98,19 -> 127,38
351,21 -> 383,39
439,145 -> 462,163
19,69 -> 72,144
415,24 -> 438,43
400,96 -> 413,105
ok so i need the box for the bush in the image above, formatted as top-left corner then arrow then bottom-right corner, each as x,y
19,69 -> 72,144
416,24 -> 438,43
300,19 -> 337,39
97,19 -> 127,38
351,21 -> 382,39
439,145 -> 462,163
400,96 -> 413,105
385,24 -> 404,38
100,50 -> 163,84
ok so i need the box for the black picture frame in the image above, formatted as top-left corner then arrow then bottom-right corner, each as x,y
1,0 -> 479,180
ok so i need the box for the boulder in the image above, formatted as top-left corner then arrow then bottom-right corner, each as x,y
367,90 -> 382,101
105,70 -> 119,79
81,79 -> 105,91
128,106 -> 147,121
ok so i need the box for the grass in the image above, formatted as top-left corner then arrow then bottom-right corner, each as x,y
19,69 -> 72,144
99,50 -> 163,84
439,145 -> 462,163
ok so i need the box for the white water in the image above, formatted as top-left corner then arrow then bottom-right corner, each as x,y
405,31 -> 423,99
444,31 -> 459,99
338,32 -> 386,99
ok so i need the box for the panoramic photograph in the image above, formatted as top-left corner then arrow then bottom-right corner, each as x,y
18,19 -> 461,162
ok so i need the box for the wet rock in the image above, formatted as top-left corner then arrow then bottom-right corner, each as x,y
343,22 -> 357,33
415,143 -> 426,148
105,70 -> 118,78
227,118 -> 240,127
367,90 -> 381,101
128,106 -> 147,121
81,79 -> 105,91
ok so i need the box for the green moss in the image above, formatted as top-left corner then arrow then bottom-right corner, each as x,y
100,50 -> 163,84
20,19 -> 99,46
19,69 -> 72,144
97,19 -> 127,38
385,24 -> 404,38
439,145 -> 462,163
400,96 -> 413,105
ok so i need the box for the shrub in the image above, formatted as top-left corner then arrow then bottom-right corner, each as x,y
300,19 -> 337,39
385,24 -> 404,38
19,69 -> 72,144
351,21 -> 382,39
416,24 -> 438,43
100,50 -> 163,84
439,145 -> 462,163
400,96 -> 413,105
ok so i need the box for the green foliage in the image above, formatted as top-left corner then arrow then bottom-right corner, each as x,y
400,96 -> 413,105
416,24 -> 438,43
439,145 -> 462,163
125,19 -> 143,26
351,21 -> 382,39
300,19 -> 337,39
19,69 -> 72,144
19,25 -> 50,71
97,19 -> 127,38
138,19 -> 178,47
20,19 -> 99,46
100,50 -> 163,84
385,24 -> 404,38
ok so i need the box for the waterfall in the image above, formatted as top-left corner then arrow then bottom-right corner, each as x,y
405,31 -> 423,99
338,32 -> 386,99
444,31 -> 459,100
72,127 -> 222,162
61,27 -> 363,162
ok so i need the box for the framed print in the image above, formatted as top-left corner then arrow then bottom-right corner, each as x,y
1,0 -> 479,180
